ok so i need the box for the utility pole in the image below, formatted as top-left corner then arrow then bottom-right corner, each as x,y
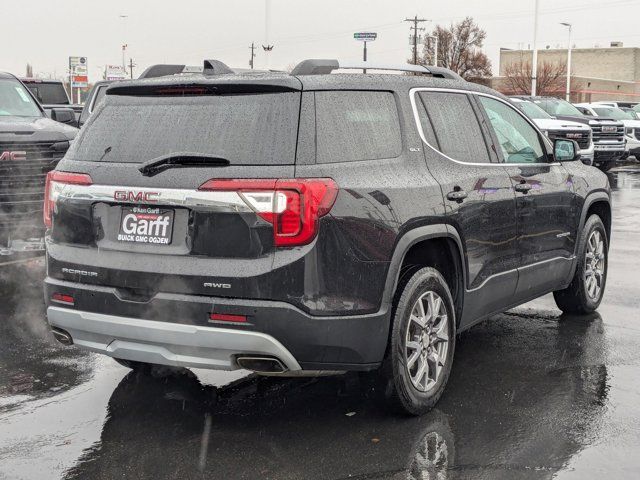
249,42 -> 257,69
128,58 -> 136,79
531,0 -> 540,96
404,16 -> 428,65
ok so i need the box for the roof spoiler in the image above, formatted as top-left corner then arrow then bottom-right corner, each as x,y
290,59 -> 464,81
138,60 -> 234,79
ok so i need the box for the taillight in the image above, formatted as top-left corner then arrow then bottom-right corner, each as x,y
44,171 -> 93,228
198,178 -> 338,247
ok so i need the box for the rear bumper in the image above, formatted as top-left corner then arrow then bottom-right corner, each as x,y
44,278 -> 390,371
47,306 -> 302,371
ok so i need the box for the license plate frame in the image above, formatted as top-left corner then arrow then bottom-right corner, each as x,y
117,206 -> 174,245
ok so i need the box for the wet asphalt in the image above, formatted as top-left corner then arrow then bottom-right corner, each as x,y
1,167 -> 639,480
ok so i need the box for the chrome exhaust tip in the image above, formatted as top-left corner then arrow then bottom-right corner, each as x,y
235,356 -> 287,373
51,327 -> 73,346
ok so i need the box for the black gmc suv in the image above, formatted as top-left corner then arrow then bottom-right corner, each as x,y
0,72 -> 78,256
44,59 -> 611,415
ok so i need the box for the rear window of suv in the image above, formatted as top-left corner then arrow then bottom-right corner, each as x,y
315,91 -> 402,163
68,92 -> 300,165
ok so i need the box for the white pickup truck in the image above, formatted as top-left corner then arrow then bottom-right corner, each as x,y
511,98 -> 594,164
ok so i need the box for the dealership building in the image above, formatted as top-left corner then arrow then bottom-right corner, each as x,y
491,44 -> 640,102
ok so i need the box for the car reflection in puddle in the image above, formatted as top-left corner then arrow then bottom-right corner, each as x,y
59,310 -> 606,480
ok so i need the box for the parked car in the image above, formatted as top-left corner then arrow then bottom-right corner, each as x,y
0,72 -> 78,255
20,78 -> 82,127
592,101 -> 640,109
515,96 -> 626,172
619,107 -> 640,120
510,97 -> 594,164
78,81 -> 113,128
44,59 -> 611,415
574,103 -> 640,160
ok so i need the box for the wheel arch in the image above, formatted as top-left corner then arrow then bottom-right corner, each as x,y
580,192 -> 612,245
383,225 -> 467,327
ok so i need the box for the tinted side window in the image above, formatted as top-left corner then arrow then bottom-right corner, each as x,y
418,92 -> 491,163
478,96 -> 546,164
315,91 -> 402,163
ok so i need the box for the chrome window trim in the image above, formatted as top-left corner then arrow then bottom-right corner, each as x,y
52,184 -> 253,212
409,87 -> 560,168
88,85 -> 107,114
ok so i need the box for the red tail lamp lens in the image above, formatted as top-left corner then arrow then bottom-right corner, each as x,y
209,313 -> 247,323
198,178 -> 338,247
44,171 -> 93,228
52,293 -> 75,305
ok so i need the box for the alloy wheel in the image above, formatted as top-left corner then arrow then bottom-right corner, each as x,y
405,291 -> 449,393
584,230 -> 605,301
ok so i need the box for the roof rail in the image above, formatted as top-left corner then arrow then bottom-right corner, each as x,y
203,59 -> 234,75
290,59 -> 464,81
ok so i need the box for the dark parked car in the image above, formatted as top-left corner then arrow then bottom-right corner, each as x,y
21,78 -> 82,127
44,59 -> 611,415
78,80 -> 113,128
514,95 -> 626,171
0,72 -> 78,255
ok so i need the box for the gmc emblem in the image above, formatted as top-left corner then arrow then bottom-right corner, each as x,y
114,191 -> 159,203
566,133 -> 582,139
0,151 -> 27,161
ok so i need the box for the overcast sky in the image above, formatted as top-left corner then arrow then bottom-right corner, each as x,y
3,0 -> 639,81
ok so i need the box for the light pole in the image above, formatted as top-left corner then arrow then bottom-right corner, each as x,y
531,0 -> 540,96
561,22 -> 573,102
119,15 -> 128,73
426,35 -> 439,67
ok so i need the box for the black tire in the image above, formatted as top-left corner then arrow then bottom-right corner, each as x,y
382,267 -> 456,416
553,214 -> 608,314
598,162 -> 614,172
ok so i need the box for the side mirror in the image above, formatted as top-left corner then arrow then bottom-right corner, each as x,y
50,108 -> 76,126
554,138 -> 581,162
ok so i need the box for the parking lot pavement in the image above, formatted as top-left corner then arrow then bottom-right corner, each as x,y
0,167 -> 639,480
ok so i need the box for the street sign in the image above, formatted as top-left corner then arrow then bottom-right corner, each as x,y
105,64 -> 127,81
354,32 -> 377,42
69,56 -> 88,88
69,56 -> 87,69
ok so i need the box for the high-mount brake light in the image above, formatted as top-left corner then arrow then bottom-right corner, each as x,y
44,171 -> 93,228
198,178 -> 338,247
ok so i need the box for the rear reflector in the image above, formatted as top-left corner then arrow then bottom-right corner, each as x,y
209,313 -> 248,323
198,178 -> 338,247
44,171 -> 93,228
51,293 -> 75,305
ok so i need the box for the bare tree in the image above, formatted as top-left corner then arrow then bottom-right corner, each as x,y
502,60 -> 581,97
419,17 -> 492,80
25,63 -> 33,77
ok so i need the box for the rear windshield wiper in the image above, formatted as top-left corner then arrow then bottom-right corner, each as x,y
139,153 -> 230,176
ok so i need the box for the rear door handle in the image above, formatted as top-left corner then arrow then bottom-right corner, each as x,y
515,182 -> 533,194
446,190 -> 468,202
